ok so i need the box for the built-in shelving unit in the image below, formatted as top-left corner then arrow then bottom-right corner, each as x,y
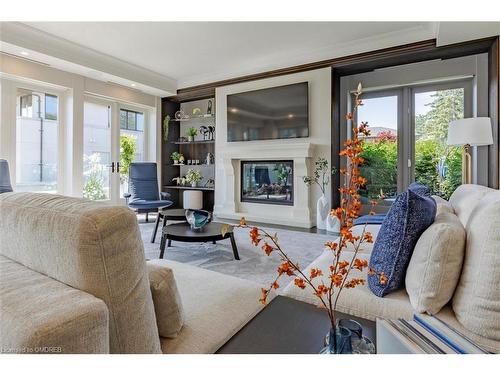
161,97 -> 216,211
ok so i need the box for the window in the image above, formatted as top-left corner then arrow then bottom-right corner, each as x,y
45,94 -> 58,120
16,92 -> 59,193
120,109 -> 144,131
345,79 -> 471,213
19,94 -> 40,118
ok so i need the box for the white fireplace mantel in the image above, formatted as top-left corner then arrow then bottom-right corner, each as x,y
214,142 -> 317,228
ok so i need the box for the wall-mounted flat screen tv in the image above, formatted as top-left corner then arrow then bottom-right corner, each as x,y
227,82 -> 309,142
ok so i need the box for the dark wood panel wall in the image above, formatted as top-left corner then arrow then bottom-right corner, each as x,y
163,36 -> 500,208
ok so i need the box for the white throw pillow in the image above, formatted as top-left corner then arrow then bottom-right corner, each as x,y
147,262 -> 185,338
405,212 -> 466,314
452,192 -> 500,340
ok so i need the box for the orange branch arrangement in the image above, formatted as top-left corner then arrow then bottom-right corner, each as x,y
222,83 -> 387,353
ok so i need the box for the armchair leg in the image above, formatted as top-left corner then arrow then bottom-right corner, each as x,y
145,212 -> 149,222
151,212 -> 162,243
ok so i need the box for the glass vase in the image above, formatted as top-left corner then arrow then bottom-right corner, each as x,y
320,326 -> 353,354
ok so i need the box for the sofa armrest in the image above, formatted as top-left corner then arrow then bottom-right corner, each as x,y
0,256 -> 110,354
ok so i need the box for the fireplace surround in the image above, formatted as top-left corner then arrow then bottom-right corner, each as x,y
241,160 -> 293,205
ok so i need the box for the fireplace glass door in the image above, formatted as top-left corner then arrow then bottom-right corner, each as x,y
241,160 -> 293,205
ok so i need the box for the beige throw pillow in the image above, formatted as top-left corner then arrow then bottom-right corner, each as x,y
452,192 -> 500,340
405,212 -> 466,314
147,262 -> 185,338
432,195 -> 455,216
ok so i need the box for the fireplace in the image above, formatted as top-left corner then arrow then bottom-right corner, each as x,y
241,160 -> 293,205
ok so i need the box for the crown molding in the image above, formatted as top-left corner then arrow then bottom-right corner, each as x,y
0,22 -> 178,95
177,23 -> 438,88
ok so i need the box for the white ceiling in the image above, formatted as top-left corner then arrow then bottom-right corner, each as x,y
20,22 -> 437,87
1,22 -> 499,96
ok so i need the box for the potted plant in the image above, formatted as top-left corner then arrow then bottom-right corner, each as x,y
223,83 -> 386,354
186,127 -> 198,142
170,151 -> 183,164
185,169 -> 203,187
303,158 -> 335,230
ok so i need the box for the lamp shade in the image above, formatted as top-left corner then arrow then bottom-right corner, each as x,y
447,117 -> 493,146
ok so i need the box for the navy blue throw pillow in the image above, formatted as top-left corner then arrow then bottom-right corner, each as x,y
408,182 -> 431,197
368,188 -> 436,297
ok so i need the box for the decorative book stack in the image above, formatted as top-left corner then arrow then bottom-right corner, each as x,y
377,314 -> 488,354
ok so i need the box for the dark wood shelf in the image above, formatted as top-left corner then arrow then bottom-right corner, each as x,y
167,163 -> 215,167
173,140 -> 215,145
163,185 -> 215,191
170,114 -> 215,122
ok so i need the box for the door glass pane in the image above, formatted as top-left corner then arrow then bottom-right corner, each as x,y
45,94 -> 58,120
357,95 -> 398,209
15,93 -> 58,193
414,88 -> 464,199
83,102 -> 111,200
119,109 -> 145,197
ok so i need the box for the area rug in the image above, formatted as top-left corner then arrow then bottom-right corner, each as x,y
139,220 -> 337,286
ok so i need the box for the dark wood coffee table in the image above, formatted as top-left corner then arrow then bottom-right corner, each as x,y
216,296 -> 376,354
151,208 -> 188,243
159,222 -> 240,260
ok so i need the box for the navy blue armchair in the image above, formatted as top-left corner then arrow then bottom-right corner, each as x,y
124,162 -> 173,241
0,159 -> 13,194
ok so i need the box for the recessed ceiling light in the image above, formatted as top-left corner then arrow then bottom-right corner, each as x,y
230,107 -> 238,113
130,83 -> 136,87
20,51 -> 29,56
288,113 -> 295,119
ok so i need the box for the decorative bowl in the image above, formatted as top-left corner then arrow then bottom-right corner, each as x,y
185,209 -> 212,231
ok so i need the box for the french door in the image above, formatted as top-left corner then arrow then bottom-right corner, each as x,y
350,79 -> 472,213
83,97 -> 148,203
83,98 -> 119,203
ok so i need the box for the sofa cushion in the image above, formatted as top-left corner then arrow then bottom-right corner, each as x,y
448,184 -> 494,227
0,192 -> 161,353
0,255 -> 109,354
405,212 -> 466,314
149,259 -> 273,354
147,262 -> 185,339
452,190 -> 500,340
283,251 -> 414,321
368,189 -> 436,297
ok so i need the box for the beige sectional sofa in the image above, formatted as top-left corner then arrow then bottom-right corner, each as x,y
0,192 -> 269,354
283,184 -> 500,353
1,184 -> 498,353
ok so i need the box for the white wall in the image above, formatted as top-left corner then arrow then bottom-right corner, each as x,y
0,53 -> 161,198
214,67 -> 331,227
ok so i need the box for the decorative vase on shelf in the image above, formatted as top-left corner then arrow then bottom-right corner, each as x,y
191,182 -> 197,188
188,136 -> 194,142
316,194 -> 329,230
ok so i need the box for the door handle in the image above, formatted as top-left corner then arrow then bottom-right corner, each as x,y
107,162 -> 115,173
116,162 -> 120,173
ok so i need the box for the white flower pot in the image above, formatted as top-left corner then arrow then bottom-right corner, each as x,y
191,182 -> 198,188
316,194 -> 329,230
188,136 -> 194,142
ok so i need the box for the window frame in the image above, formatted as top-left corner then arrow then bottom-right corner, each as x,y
120,109 -> 144,132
